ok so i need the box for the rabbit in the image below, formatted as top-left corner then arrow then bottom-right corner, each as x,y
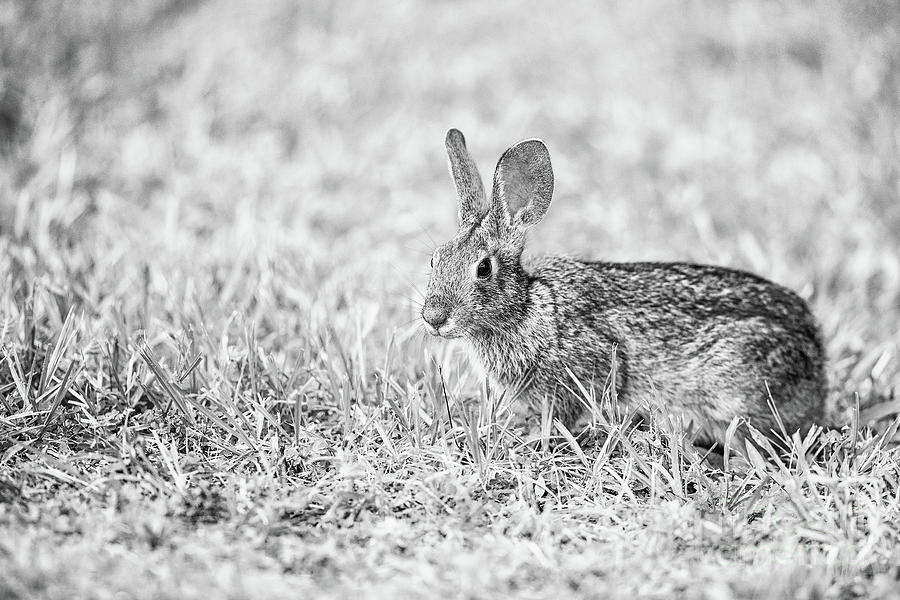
421,128 -> 827,446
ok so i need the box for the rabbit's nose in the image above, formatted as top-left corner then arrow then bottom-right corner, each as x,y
423,301 -> 450,329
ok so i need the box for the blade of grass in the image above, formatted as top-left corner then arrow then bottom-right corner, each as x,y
140,346 -> 196,426
38,306 -> 77,397
35,360 -> 78,443
554,419 -> 588,468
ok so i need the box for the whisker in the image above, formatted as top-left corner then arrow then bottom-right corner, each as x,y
401,243 -> 436,257
388,265 -> 427,298
422,228 -> 438,248
400,297 -> 423,313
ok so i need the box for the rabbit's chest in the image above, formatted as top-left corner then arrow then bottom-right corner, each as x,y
472,340 -> 536,387
469,295 -> 557,386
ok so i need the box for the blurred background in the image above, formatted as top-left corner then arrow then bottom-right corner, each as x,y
1,0 -> 899,400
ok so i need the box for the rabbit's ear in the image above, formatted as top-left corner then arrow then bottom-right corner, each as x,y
445,129 -> 487,227
491,139 -> 553,230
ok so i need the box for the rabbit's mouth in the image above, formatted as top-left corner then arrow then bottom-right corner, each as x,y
423,316 -> 463,339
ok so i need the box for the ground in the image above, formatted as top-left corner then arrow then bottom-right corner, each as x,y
1,1 -> 900,598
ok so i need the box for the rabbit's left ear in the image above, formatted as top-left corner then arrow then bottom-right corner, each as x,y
491,139 -> 553,230
446,129 -> 488,228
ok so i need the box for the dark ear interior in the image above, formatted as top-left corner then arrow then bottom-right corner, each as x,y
445,129 -> 487,227
491,139 -> 553,229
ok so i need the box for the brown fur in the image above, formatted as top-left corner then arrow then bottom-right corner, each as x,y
422,129 -> 826,444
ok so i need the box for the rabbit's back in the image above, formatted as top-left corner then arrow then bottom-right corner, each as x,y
527,257 -> 826,441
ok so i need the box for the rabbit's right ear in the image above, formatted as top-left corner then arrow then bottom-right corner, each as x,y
445,129 -> 487,228
491,138 -> 553,230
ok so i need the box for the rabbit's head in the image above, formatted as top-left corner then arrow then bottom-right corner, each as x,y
422,129 -> 553,338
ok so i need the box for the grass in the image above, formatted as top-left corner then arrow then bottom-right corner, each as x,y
2,0 -> 900,598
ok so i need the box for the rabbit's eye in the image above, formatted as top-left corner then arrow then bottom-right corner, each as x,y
476,257 -> 492,279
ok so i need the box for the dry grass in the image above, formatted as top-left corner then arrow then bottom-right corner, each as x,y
2,1 -> 900,598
